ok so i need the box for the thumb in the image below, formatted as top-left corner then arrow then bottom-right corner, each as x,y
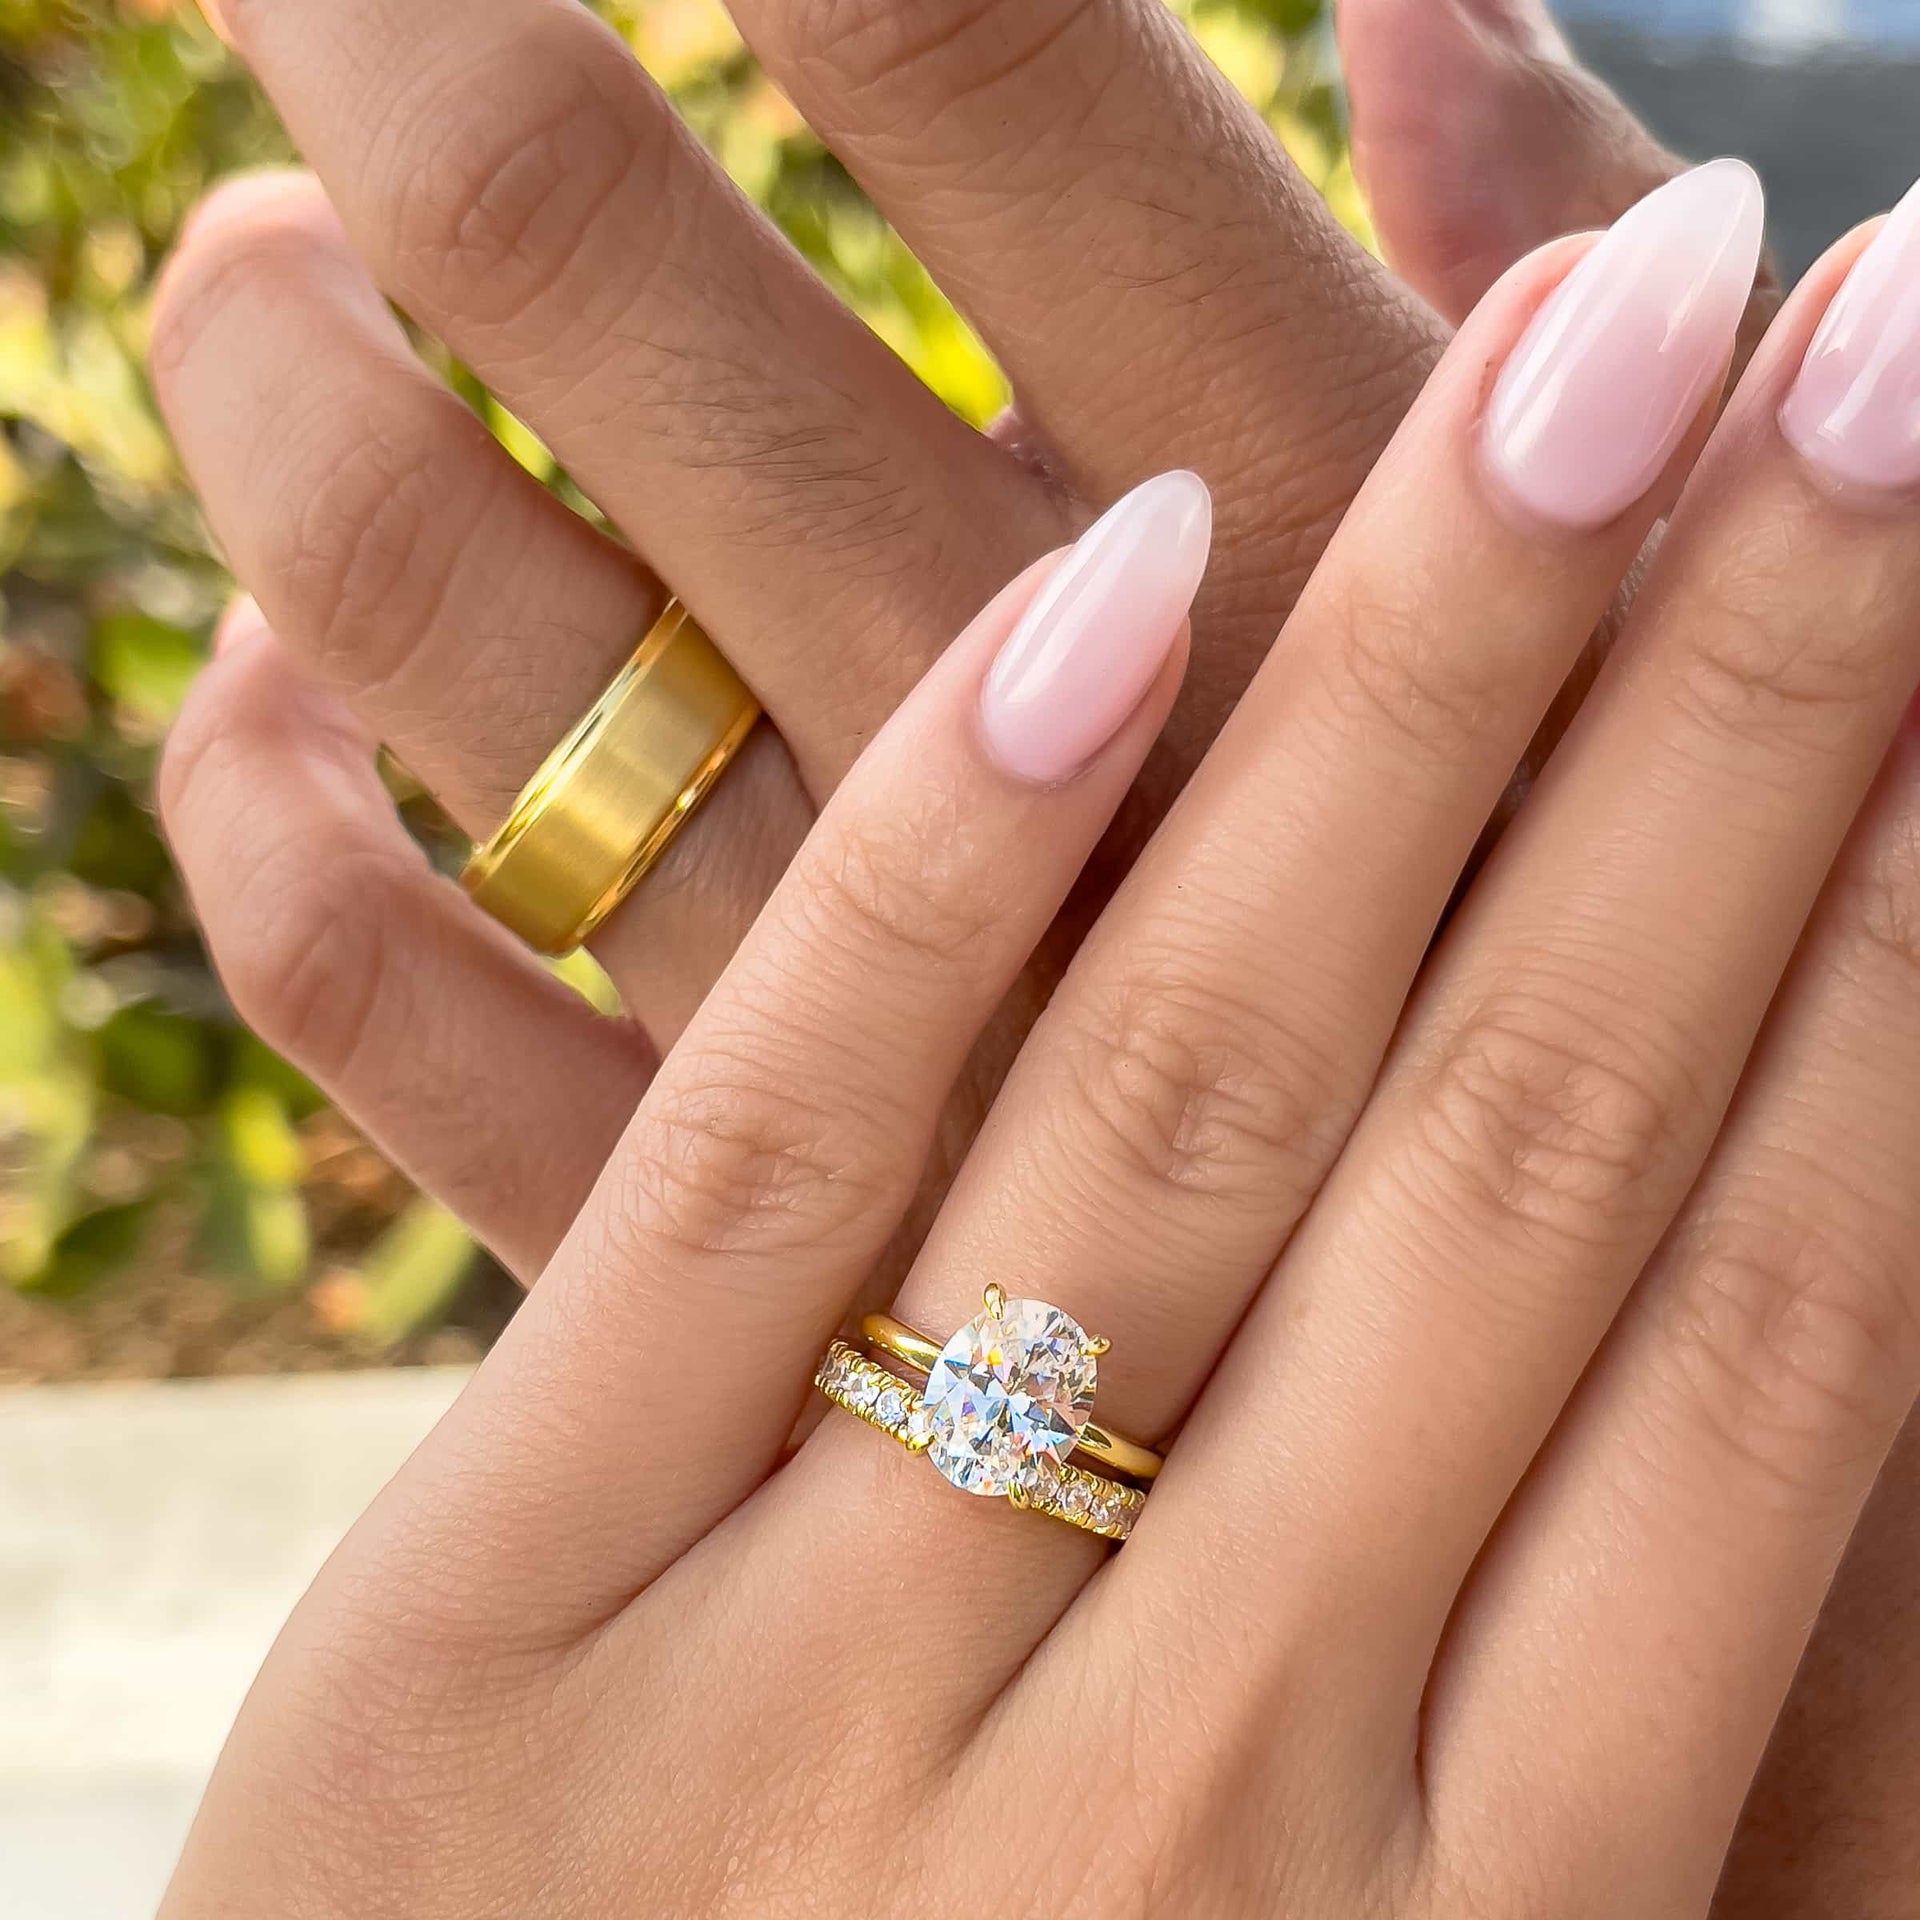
1340,0 -> 1779,360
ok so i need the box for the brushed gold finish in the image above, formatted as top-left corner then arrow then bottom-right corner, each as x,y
462,600 -> 758,954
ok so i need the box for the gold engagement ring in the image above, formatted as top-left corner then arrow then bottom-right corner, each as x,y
814,1285 -> 1159,1541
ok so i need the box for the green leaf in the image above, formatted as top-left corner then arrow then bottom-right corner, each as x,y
24,1196 -> 153,1300
0,901 -> 93,1288
97,1001 -> 214,1115
342,1199 -> 476,1348
218,1081 -> 305,1187
195,1168 -> 310,1294
231,1033 -> 326,1121
1220,0 -> 1326,36
90,610 -> 204,726
194,1083 -> 310,1292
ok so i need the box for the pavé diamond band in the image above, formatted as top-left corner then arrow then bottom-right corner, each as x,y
812,1285 -> 1157,1542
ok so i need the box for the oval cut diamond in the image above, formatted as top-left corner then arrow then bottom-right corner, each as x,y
921,1296 -> 1097,1496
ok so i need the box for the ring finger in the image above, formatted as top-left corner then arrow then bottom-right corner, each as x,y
741,163 -> 1764,1675
324,473 -> 1209,1644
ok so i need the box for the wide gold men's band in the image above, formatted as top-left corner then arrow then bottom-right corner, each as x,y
461,601 -> 759,955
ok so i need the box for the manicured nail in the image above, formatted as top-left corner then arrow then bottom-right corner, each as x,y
214,596 -> 270,654
1481,158 -> 1765,530
1450,0 -> 1576,63
1781,180 -> 1920,493
978,471 -> 1211,783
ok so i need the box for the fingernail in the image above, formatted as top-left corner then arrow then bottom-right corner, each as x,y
176,171 -> 309,253
214,596 -> 270,655
1449,0 -> 1575,63
1481,158 -> 1765,530
1781,180 -> 1920,493
978,471 -> 1211,784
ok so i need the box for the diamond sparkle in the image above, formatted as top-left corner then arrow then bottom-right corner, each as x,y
920,1295 -> 1098,1497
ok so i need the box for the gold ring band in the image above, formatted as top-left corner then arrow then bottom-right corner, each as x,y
861,1312 -> 1163,1483
461,600 -> 759,954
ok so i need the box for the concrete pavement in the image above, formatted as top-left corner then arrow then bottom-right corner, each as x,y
0,1370 -> 470,1920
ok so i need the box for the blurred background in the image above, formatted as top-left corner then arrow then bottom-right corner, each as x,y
0,0 -> 1914,1913
0,0 -> 1360,1385
7,0 -> 1920,1382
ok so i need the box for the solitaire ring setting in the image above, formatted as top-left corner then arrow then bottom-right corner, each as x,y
813,1285 -> 1160,1541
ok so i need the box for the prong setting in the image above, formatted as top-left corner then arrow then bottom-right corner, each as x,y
812,1302 -> 1148,1542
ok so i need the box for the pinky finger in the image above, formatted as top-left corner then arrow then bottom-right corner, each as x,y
159,603 -> 655,1280
1430,719 -> 1920,1910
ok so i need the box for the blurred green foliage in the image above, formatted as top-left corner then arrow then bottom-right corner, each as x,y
0,0 -> 1351,1346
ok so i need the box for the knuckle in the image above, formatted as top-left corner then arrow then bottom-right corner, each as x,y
149,174 -> 332,393
1837,804 -> 1920,993
1315,570 -> 1503,770
1411,996 -> 1679,1261
789,801 -> 1004,981
271,406 -> 508,699
217,828 -> 402,1087
618,1063 -> 895,1263
160,687 -> 401,1091
380,12 -> 662,337
1661,1195 -> 1920,1497
1053,949 -> 1350,1202
790,0 -> 1093,112
1665,545 -> 1886,753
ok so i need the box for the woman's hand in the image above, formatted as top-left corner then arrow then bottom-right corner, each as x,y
144,0 -> 1772,1281
160,165 -> 1920,1917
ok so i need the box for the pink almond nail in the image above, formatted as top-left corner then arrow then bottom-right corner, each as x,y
1781,178 -> 1920,494
1481,158 -> 1765,531
978,471 -> 1212,785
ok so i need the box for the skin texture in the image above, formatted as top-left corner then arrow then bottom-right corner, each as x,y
156,213 -> 1920,1919
147,0 -> 1912,1907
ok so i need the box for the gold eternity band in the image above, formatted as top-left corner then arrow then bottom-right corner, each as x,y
861,1311 -> 1163,1484
813,1287 -> 1158,1543
816,1340 -> 1145,1541
461,600 -> 759,954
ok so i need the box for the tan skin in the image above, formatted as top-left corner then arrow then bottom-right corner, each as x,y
160,219 -> 1920,1917
151,0 -> 1911,1908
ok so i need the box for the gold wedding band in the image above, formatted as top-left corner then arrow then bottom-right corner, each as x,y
813,1287 -> 1159,1543
461,600 -> 759,954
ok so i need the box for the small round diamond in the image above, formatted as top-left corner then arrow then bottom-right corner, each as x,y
1023,1458 -> 1062,1505
875,1387 -> 906,1429
921,1296 -> 1098,1497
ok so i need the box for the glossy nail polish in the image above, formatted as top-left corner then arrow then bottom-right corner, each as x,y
1481,158 -> 1765,531
1781,179 -> 1920,493
978,470 -> 1212,784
